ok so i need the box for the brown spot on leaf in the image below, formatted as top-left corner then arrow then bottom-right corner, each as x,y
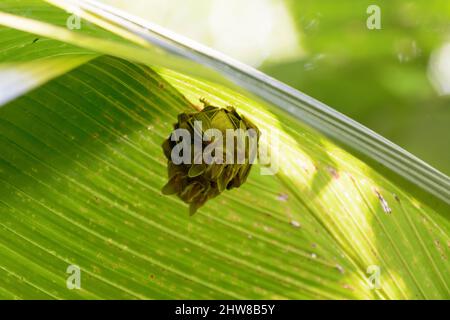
327,166 -> 339,179
375,189 -> 392,214
342,283 -> 355,291
277,193 -> 289,201
393,193 -> 400,202
336,264 -> 345,274
290,220 -> 301,228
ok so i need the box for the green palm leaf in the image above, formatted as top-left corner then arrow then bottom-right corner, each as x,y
0,0 -> 448,299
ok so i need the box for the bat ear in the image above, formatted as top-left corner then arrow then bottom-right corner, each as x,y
199,97 -> 211,107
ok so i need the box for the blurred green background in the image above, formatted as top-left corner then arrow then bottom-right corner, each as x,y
101,0 -> 450,175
